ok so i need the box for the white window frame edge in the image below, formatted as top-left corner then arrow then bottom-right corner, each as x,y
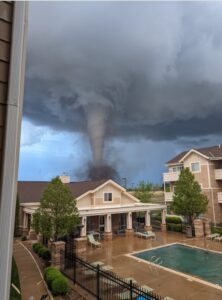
190,161 -> 201,173
0,3 -> 28,300
103,192 -> 113,202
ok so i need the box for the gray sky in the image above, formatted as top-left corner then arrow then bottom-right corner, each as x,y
19,1 -> 222,184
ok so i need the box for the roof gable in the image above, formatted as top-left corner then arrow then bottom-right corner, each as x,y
166,145 -> 222,165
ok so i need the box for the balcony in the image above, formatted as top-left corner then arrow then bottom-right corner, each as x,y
218,192 -> 222,204
215,169 -> 222,180
163,172 -> 180,182
164,192 -> 174,202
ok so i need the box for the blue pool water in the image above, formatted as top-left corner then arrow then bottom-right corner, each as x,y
134,244 -> 222,286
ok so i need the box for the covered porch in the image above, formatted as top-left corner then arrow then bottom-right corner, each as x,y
79,203 -> 167,240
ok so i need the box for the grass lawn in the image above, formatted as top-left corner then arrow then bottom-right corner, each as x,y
10,257 -> 21,300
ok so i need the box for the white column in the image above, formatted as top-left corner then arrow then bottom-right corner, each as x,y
105,214 -> 112,232
162,209 -> 167,225
126,212 -> 132,230
80,216 -> 87,237
22,212 -> 26,228
145,211 -> 151,227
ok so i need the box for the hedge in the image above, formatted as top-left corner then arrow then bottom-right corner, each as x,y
211,226 -> 222,235
51,276 -> 68,296
44,267 -> 68,295
32,243 -> 51,261
166,216 -> 182,224
167,223 -> 182,232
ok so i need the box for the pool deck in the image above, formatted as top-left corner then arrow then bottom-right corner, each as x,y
83,232 -> 222,300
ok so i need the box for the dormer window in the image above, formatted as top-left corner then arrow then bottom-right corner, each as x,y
191,162 -> 200,173
104,193 -> 112,202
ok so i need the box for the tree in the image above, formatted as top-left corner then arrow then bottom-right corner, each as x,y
133,181 -> 153,203
32,177 -> 80,241
171,168 -> 208,226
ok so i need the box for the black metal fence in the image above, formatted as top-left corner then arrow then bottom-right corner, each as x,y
60,249 -> 164,300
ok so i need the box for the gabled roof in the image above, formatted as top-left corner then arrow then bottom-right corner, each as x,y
166,145 -> 222,165
18,179 -> 108,204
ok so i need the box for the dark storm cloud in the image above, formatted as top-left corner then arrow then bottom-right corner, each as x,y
25,1 -> 222,165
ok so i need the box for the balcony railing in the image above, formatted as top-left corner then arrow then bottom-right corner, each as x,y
215,169 -> 222,180
164,192 -> 174,202
163,172 -> 180,182
218,192 -> 222,204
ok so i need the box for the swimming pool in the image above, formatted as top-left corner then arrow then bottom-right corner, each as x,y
133,243 -> 222,286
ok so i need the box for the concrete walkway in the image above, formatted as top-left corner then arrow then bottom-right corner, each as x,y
13,240 -> 48,300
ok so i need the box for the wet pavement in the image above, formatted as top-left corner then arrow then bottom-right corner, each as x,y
83,232 -> 222,300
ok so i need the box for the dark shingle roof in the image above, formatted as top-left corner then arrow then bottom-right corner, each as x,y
18,179 -> 107,204
166,145 -> 222,164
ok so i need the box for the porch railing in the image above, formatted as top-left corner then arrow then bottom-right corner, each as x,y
60,249 -> 164,300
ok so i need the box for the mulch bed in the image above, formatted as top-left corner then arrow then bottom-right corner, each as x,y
21,240 -> 87,300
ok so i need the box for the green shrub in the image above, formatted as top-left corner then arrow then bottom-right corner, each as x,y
44,267 -> 55,279
21,236 -> 27,241
32,243 -> 41,253
166,216 -> 182,224
32,243 -> 51,260
167,223 -> 182,232
51,275 -> 68,296
44,268 -> 61,288
211,226 -> 222,235
40,248 -> 51,260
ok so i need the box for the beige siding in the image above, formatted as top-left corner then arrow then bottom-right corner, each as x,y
94,183 -> 122,205
184,153 -> 209,188
77,182 -> 137,207
121,193 -> 137,205
77,194 -> 92,207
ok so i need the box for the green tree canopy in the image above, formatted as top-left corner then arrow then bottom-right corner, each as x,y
32,177 -> 80,241
133,181 -> 153,203
171,168 -> 208,225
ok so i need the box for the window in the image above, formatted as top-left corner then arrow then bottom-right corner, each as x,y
191,162 -> 200,172
171,166 -> 184,173
104,193 -> 112,202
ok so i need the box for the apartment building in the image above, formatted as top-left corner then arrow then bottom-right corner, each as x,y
0,2 -> 28,299
163,145 -> 222,225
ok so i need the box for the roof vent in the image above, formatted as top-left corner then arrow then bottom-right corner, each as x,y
59,174 -> 70,184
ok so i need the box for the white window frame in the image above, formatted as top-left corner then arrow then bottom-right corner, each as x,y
190,162 -> 201,173
103,192 -> 113,202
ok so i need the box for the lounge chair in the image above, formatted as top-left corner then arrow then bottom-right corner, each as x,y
214,236 -> 222,242
124,277 -> 137,284
87,234 -> 101,247
140,284 -> 154,293
91,261 -> 104,267
117,290 -> 136,299
206,233 -> 220,240
134,232 -> 143,238
144,231 -> 156,239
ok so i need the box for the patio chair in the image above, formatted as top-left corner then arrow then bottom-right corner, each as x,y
87,233 -> 101,247
206,233 -> 220,240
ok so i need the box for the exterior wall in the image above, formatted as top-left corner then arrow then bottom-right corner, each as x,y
77,182 -> 136,207
94,183 -> 122,205
77,194 -> 92,207
121,193 -> 137,205
166,152 -> 222,224
183,153 -> 209,188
